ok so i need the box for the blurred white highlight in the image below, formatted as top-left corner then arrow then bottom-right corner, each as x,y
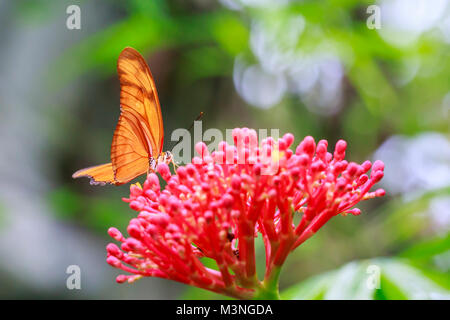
233,14 -> 344,114
374,133 -> 450,233
378,0 -> 450,46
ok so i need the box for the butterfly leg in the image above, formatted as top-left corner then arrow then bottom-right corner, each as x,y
148,158 -> 157,175
171,158 -> 179,171
163,151 -> 178,172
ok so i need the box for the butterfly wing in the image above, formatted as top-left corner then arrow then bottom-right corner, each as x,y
111,47 -> 165,184
72,163 -> 120,185
73,47 -> 164,186
110,109 -> 151,184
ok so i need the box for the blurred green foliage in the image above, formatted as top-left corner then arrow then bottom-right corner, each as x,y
48,186 -> 131,234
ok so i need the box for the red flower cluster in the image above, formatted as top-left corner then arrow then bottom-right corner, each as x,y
106,128 -> 385,299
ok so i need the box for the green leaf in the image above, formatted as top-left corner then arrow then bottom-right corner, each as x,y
377,274 -> 409,300
281,258 -> 450,300
281,271 -> 335,300
378,259 -> 450,300
323,261 -> 376,299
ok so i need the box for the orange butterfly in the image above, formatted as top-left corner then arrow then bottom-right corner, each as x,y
73,47 -> 173,185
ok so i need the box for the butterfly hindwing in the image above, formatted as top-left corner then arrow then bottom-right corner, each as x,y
72,163 -> 119,185
110,110 -> 150,183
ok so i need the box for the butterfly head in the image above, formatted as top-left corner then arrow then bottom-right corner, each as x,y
161,151 -> 173,164
150,152 -> 174,172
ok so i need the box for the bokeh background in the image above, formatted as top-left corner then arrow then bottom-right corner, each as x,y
0,0 -> 449,299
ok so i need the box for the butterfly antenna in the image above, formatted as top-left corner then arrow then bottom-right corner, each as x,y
169,112 -> 204,151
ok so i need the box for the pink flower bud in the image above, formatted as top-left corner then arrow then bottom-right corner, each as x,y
231,175 -> 241,190
127,223 -> 142,239
130,200 -> 144,211
283,133 -> 295,148
301,136 -> 316,157
116,275 -> 128,283
106,243 -> 122,257
195,142 -> 209,158
107,256 -> 122,268
157,163 -> 171,181
334,140 -> 347,160
372,160 -> 385,172
108,227 -> 124,241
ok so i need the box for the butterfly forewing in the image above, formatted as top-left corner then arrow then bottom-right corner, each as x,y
117,48 -> 164,153
111,47 -> 165,183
